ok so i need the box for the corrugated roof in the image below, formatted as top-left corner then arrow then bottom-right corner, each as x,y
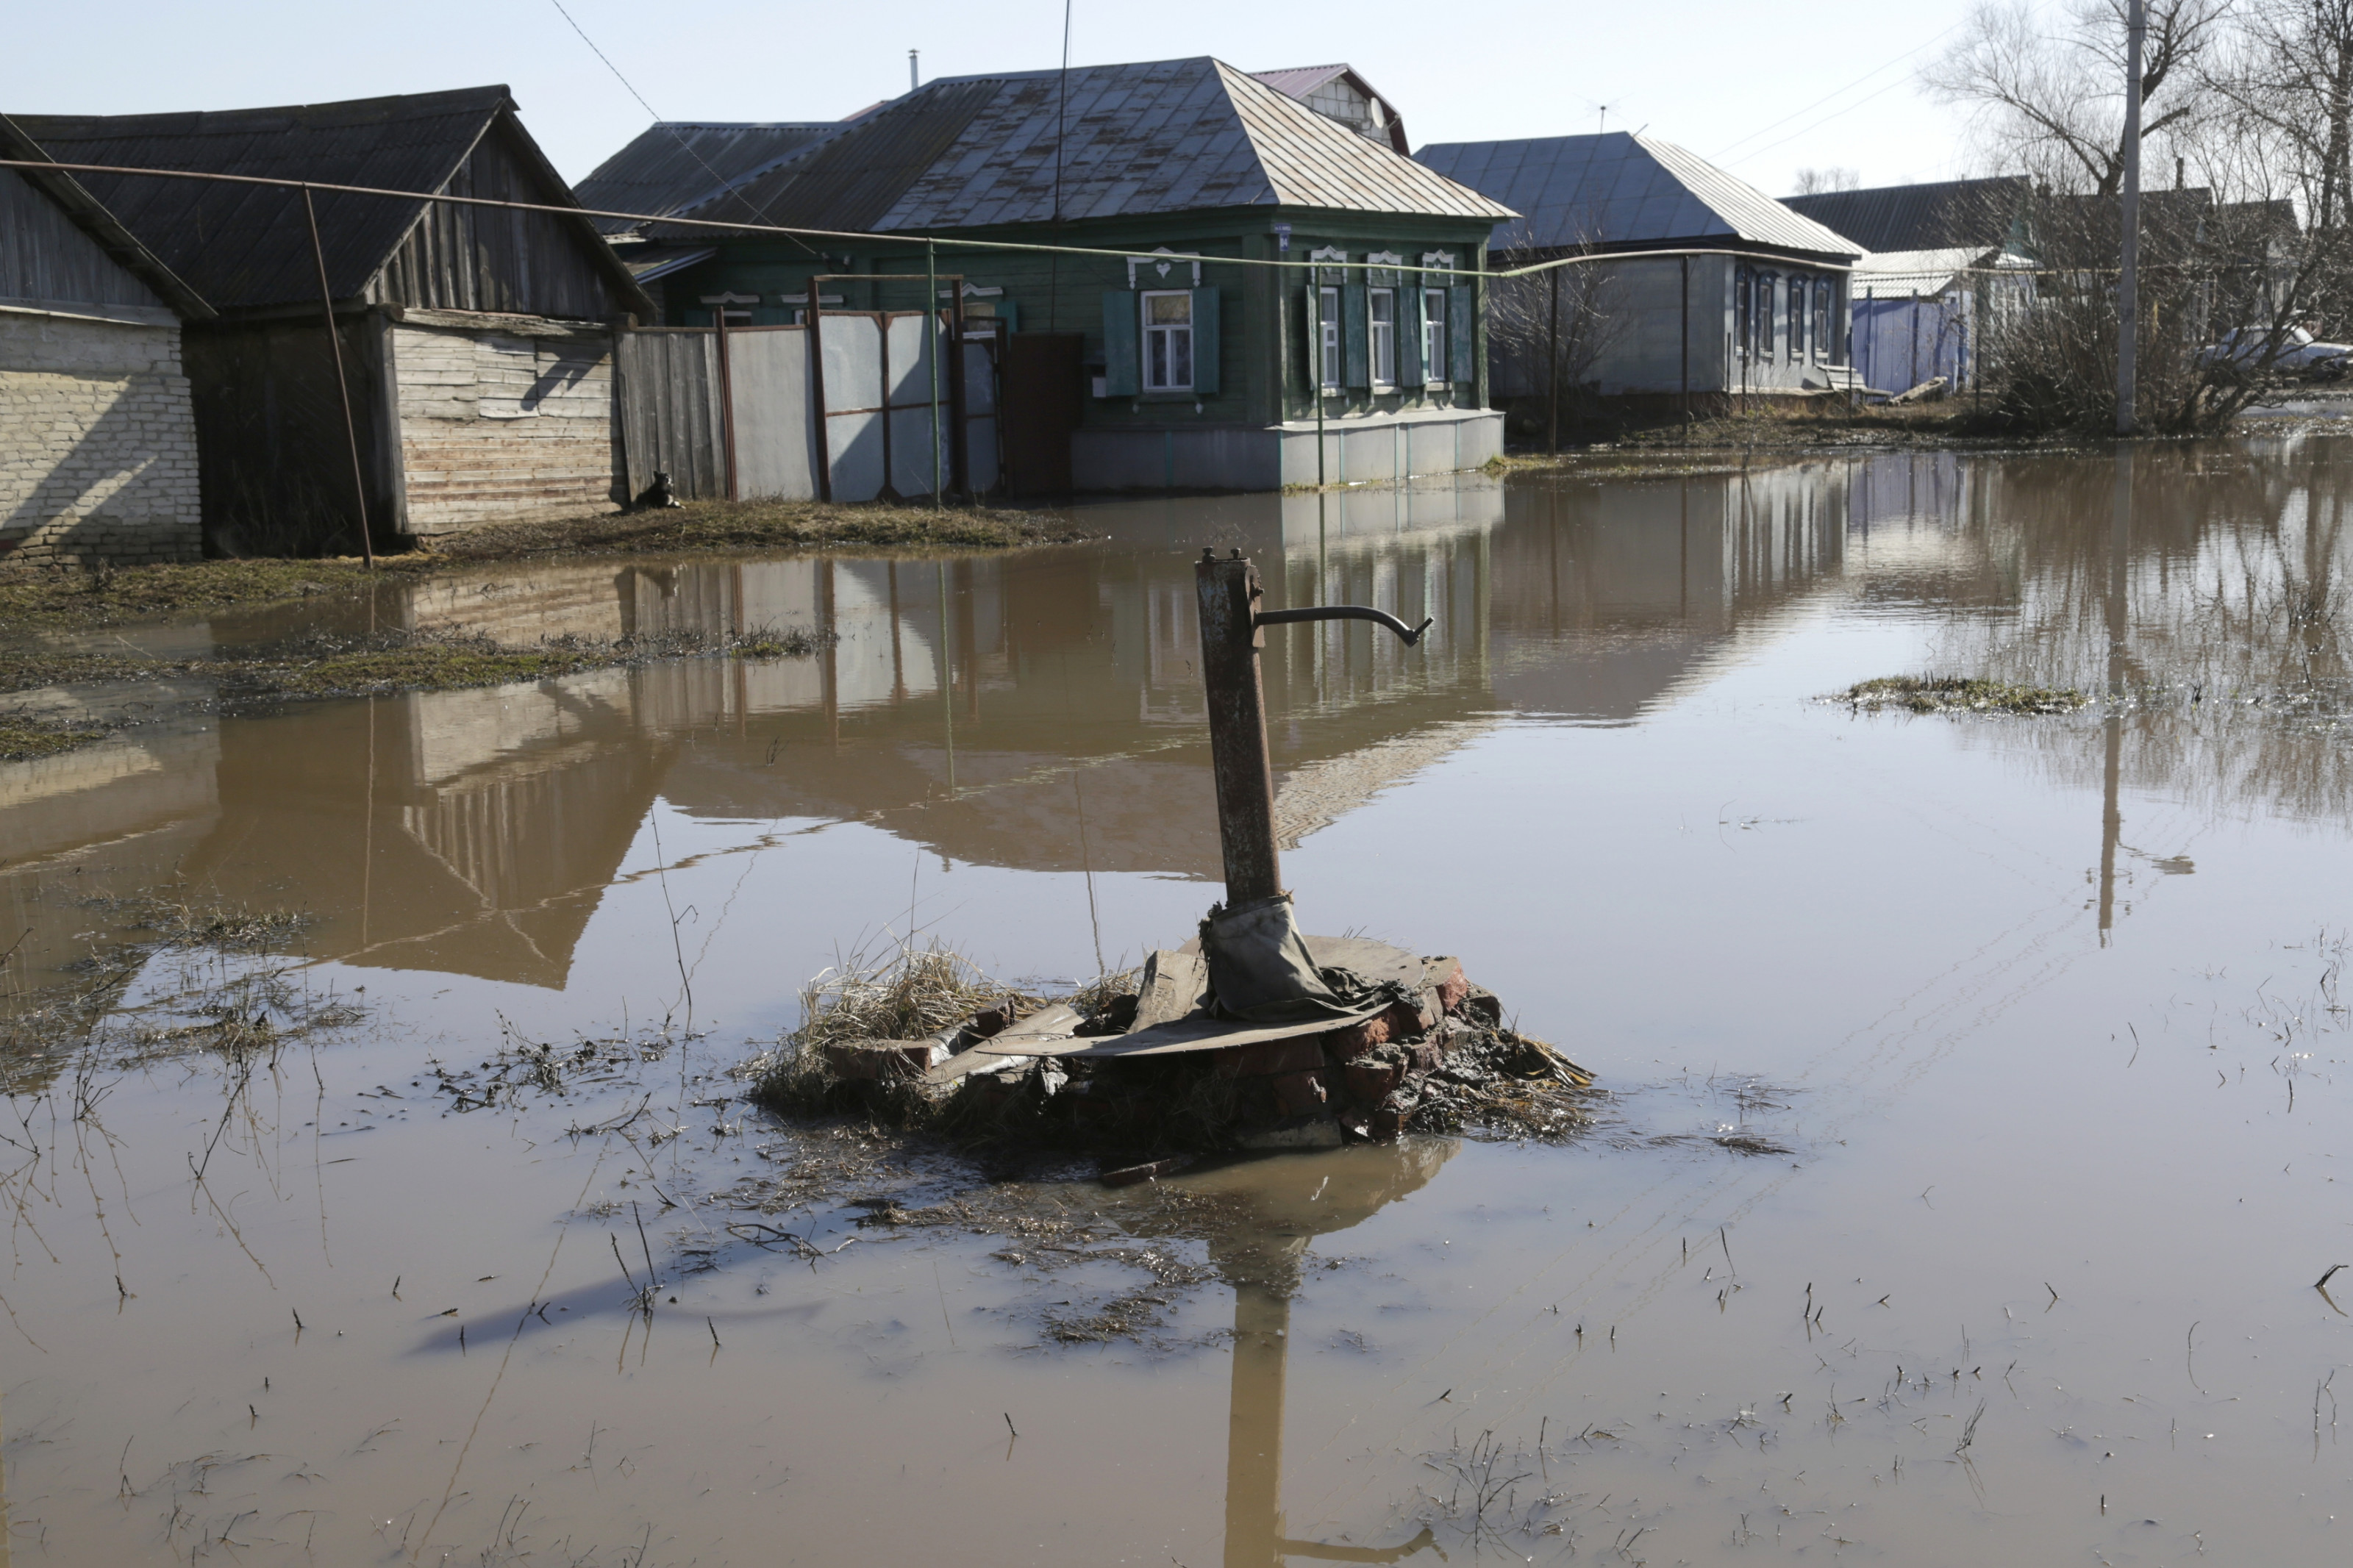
1414,130 -> 1857,259
676,57 -> 1507,235
574,122 -> 839,235
1782,177 -> 2028,253
0,112 -> 212,317
15,86 -> 643,314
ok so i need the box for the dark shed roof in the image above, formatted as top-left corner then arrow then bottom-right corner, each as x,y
676,56 -> 1508,235
0,113 -> 211,317
15,87 -> 648,315
574,121 -> 840,234
1782,176 -> 2029,254
1416,131 -> 1857,260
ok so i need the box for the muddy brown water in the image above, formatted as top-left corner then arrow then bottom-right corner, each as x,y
2,440 -> 2349,1565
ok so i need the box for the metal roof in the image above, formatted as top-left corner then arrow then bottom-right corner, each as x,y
15,86 -> 643,313
676,57 -> 1508,235
1249,64 -> 1410,154
1782,177 -> 2029,254
574,122 -> 840,235
1414,131 -> 1857,260
1851,246 -> 2029,298
0,112 -> 212,318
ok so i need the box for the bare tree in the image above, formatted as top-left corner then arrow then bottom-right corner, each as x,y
1792,166 -> 1863,194
1486,218 -> 1631,448
1927,0 -> 2233,196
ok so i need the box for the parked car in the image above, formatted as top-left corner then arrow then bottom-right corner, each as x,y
2199,326 -> 2353,380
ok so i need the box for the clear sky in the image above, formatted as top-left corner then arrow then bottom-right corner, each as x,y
2,0 -> 1996,196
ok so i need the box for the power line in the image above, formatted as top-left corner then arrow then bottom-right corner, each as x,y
543,0 -> 817,257
1710,15 -> 1971,161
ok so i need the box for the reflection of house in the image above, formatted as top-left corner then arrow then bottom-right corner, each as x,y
1,114 -> 211,570
18,87 -> 654,554
1414,132 -> 1860,415
606,56 -> 1510,493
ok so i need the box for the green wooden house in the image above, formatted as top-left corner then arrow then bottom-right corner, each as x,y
601,57 -> 1513,493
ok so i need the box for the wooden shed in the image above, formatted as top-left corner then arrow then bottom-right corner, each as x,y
18,87 -> 653,554
1,113 -> 211,570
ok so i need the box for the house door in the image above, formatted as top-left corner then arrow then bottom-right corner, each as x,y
999,333 -> 1082,495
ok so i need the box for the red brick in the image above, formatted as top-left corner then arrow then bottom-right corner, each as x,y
1432,963 -> 1471,1015
1344,1060 -> 1403,1104
1268,1070 -> 1329,1116
1210,1034 -> 1327,1078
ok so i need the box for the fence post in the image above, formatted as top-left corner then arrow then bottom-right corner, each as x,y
927,240 -> 942,509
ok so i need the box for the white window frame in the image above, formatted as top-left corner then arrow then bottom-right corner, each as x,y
1140,289 -> 1194,392
1421,287 -> 1449,387
1317,285 -> 1342,392
1368,287 -> 1397,389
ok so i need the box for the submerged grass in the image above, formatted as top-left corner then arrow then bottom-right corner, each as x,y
0,716 -> 104,761
1844,675 -> 2090,715
0,499 -> 1082,632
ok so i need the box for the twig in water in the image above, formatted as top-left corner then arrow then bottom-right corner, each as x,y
707,1315 -> 721,1349
1004,1411 -> 1018,1437
2319,1263 -> 2349,1289
1956,1400 -> 1985,1455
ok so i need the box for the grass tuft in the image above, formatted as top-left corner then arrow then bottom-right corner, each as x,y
1843,675 -> 2090,715
0,717 -> 106,762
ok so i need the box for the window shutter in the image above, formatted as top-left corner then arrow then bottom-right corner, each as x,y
1343,284 -> 1370,389
1449,285 -> 1474,384
1189,286 -> 1220,395
1101,291 -> 1139,395
1399,286 -> 1424,387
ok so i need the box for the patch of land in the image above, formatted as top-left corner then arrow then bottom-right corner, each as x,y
0,498 -> 1080,633
0,716 -> 105,762
1843,675 -> 2091,715
1,626 -> 833,762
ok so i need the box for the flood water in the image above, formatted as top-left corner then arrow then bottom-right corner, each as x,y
3,439 -> 2349,1566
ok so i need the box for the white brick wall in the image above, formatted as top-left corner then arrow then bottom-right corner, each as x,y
0,312 -> 202,572
393,323 -> 621,534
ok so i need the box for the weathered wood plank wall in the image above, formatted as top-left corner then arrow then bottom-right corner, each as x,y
390,320 -> 623,534
0,168 -> 165,312
614,329 -> 724,502
371,123 -> 622,321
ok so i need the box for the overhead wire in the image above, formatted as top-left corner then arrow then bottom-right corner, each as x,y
542,0 -> 822,259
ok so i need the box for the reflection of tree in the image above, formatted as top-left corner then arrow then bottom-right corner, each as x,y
1919,443 -> 2352,827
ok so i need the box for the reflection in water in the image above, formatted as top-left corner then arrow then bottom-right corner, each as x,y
1175,1144 -> 1454,1568
7,445 -> 2348,998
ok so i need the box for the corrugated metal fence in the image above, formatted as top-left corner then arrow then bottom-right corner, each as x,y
615,312 -> 998,504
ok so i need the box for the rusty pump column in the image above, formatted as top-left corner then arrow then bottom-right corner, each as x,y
1194,549 -> 1435,909
1195,549 -> 1285,906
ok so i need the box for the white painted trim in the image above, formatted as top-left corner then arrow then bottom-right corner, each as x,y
1139,287 -> 1195,393
1126,246 -> 1203,287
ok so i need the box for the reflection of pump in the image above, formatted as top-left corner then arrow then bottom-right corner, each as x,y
1171,1144 -> 1454,1567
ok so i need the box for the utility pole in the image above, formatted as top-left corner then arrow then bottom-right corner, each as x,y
2116,0 -> 2146,437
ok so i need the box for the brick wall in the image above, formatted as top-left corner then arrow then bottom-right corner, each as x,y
391,322 -> 623,535
0,312 -> 203,573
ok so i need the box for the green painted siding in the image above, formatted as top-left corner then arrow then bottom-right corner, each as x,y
642,207 -> 1497,434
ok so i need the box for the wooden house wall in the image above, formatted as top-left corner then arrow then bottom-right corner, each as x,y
370,121 -> 624,321
183,317 -> 396,556
0,168 -> 164,312
389,321 -> 623,533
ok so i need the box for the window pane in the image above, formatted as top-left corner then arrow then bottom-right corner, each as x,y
1149,334 -> 1168,387
1147,293 -> 1190,325
1172,331 -> 1192,387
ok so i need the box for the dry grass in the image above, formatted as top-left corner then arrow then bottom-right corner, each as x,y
1845,675 -> 2091,715
0,499 -> 1087,632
